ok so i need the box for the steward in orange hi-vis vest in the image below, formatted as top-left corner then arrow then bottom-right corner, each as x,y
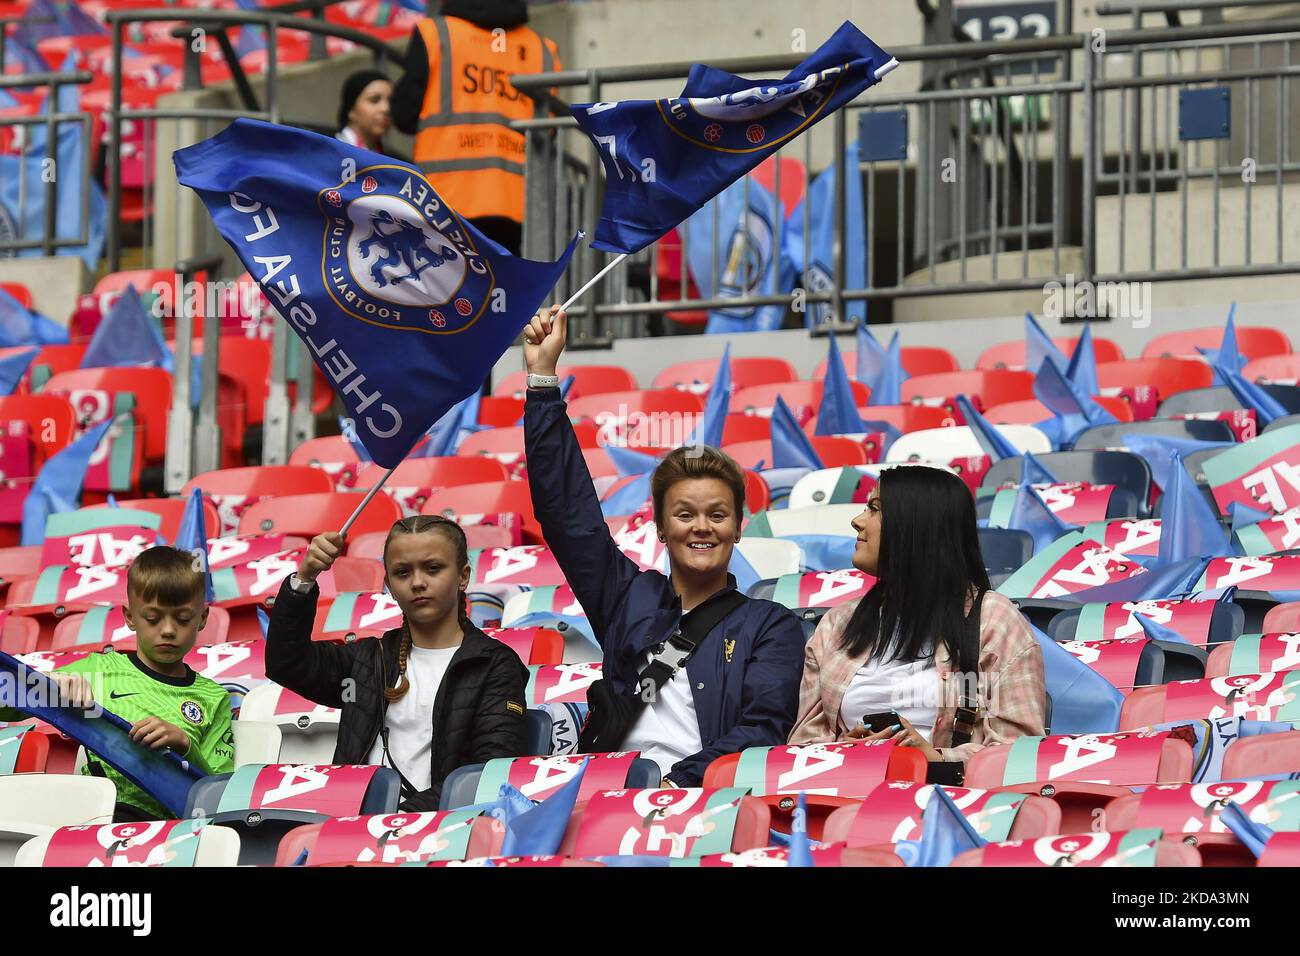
392,0 -> 559,231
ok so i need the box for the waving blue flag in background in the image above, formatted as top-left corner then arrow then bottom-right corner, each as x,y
785,141 -> 867,328
1030,623 -> 1124,733
0,348 -> 36,396
500,758 -> 588,856
1198,304 -> 1245,385
895,786 -> 987,867
570,21 -> 896,254
175,119 -> 577,468
815,333 -> 866,436
176,487 -> 216,604
21,418 -> 115,546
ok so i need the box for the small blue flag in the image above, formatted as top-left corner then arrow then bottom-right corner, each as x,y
686,343 -> 732,450
1006,483 -> 1077,555
1132,610 -> 1191,646
416,391 -> 484,459
1218,800 -> 1274,859
500,758 -> 588,856
1033,357 -> 1118,449
866,330 -> 906,406
1065,323 -> 1100,397
1020,450 -> 1059,485
605,445 -> 661,479
771,396 -> 823,470
80,284 -> 202,402
786,792 -> 815,867
855,323 -> 884,385
601,471 -> 654,519
815,333 -> 866,436
176,487 -> 216,604
897,785 -> 987,867
0,347 -> 37,396
21,418 -> 115,546
729,544 -> 762,593
1157,451 -> 1232,564
174,119 -> 578,469
0,285 -> 69,348
1215,360 -> 1288,427
1025,312 -> 1068,375
955,394 -> 1019,461
570,21 -> 896,254
1228,501 -> 1273,535
1197,304 -> 1246,386
1031,623 -> 1124,734
1065,556 -> 1211,604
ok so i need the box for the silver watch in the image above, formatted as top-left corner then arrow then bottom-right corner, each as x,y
527,372 -> 561,389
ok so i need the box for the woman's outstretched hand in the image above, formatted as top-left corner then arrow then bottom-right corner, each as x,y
523,305 -> 567,378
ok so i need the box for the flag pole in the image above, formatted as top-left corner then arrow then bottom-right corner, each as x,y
338,254 -> 625,537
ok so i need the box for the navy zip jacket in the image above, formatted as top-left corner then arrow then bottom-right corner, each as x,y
524,385 -> 804,785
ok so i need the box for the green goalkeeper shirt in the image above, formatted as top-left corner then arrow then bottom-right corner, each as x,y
51,651 -> 234,818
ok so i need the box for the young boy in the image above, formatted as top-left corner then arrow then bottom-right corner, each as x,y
11,546 -> 235,821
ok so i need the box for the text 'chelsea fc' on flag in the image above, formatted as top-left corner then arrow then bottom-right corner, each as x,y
173,119 -> 578,468
572,20 -> 897,255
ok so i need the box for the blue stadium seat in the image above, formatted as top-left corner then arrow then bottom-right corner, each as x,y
1156,384 -> 1300,417
978,528 -> 1033,586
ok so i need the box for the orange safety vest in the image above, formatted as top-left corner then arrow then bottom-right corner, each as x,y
413,15 -> 560,223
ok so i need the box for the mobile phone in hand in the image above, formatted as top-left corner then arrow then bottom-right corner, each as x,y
862,711 -> 902,733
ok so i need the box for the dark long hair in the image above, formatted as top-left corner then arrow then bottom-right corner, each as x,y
838,465 -> 990,665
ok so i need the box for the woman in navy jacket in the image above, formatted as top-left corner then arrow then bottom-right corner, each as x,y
522,306 -> 804,786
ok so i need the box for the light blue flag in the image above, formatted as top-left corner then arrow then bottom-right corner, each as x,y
815,333 -> 866,436
606,445 -> 661,478
1122,433 -> 1233,494
1006,483 -> 1077,555
788,534 -> 857,572
1216,360 -> 1288,426
856,323 -> 885,384
601,472 -> 654,519
500,758 -> 588,856
1228,501 -> 1273,536
1063,556 -> 1211,605
686,345 -> 732,450
785,140 -> 867,328
0,348 -> 37,396
955,394 -> 1019,461
786,792 -> 815,867
684,177 -> 790,334
81,284 -> 202,403
1025,312 -> 1068,375
1034,357 -> 1118,450
21,418 -> 116,546
1197,304 -> 1245,386
1157,452 -> 1233,564
1065,323 -> 1100,397
729,543 -> 762,594
176,487 -> 216,604
1218,800 -> 1274,859
0,286 -> 69,348
338,415 -> 373,464
417,391 -> 484,459
1020,450 -> 1059,485
771,396 -> 823,470
1133,610 -> 1191,646
896,786 -> 987,867
1030,623 -> 1124,734
866,331 -> 906,406
1148,716 -> 1293,783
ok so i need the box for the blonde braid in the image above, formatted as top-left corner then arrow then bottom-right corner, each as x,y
385,623 -> 412,702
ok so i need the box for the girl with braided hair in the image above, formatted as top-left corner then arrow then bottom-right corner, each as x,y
266,516 -> 528,810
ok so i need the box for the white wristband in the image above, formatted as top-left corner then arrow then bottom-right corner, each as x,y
527,373 -> 561,389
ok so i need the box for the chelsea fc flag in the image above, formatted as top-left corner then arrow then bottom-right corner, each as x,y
174,119 -> 578,468
572,20 -> 896,255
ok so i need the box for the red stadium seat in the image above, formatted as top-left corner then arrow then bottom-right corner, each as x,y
494,365 -> 639,400
1245,353 -> 1300,385
1142,326 -> 1291,361
653,357 -> 797,392
1262,602 -> 1300,633
0,394 -> 77,464
722,436 -> 871,469
730,380 -> 870,415
344,531 -> 387,563
239,492 -> 403,539
355,457 -> 510,490
26,344 -> 87,388
288,436 -> 362,468
951,837 -> 1201,867
1096,358 -> 1211,401
459,422 -> 600,459
421,481 -> 541,543
42,367 -> 173,463
1099,792 -> 1254,867
567,389 -> 706,422
555,790 -> 772,858
806,403 -> 955,435
814,347 -> 961,379
184,465 -> 336,499
112,496 -> 221,545
820,791 -> 1062,845
0,613 -> 39,655
477,395 -> 524,428
1221,730 -> 1300,780
51,605 -> 231,652
983,395 -> 1135,425
272,816 -> 500,866
901,369 -> 1036,408
721,413 -> 772,445
976,336 -> 1125,370
189,336 -> 272,427
0,545 -> 42,586
1,723 -> 50,773
90,269 -> 175,316
319,557 -> 387,594
0,282 -> 33,309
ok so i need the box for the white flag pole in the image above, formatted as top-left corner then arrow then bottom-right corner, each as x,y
339,467 -> 397,537
557,252 -> 626,313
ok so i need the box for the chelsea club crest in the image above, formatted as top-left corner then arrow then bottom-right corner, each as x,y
320,167 -> 495,334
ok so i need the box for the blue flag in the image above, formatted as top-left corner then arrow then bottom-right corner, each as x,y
1006,483 -> 1076,555
257,606 -> 270,639
684,176 -> 792,334
1133,610 -> 1191,646
1064,556 -> 1211,605
570,21 -> 896,254
175,119 -> 577,468
606,445 -> 661,479
500,758 -> 587,856
1065,323 -> 1100,397
785,140 -> 867,328
1030,623 -> 1124,734
1218,800 -> 1274,859
686,344 -> 732,449
1228,501 -> 1273,535
1020,450 -> 1059,485
337,414 -> 373,463
815,333 -> 866,436
21,417 -> 114,546
81,284 -> 169,368
897,786 -> 987,867
786,792 -> 815,867
1122,433 -> 1233,494
1157,452 -> 1232,564
1034,356 -> 1118,449
601,472 -> 655,519
0,285 -> 70,348
416,390 -> 484,459
771,396 -> 823,470
956,394 -> 1019,461
866,330 -> 906,406
729,544 -> 762,594
1216,360 -> 1288,426
1025,312 -> 1067,375
855,323 -> 884,384
1197,304 -> 1245,385
0,347 -> 37,396
176,487 -> 216,604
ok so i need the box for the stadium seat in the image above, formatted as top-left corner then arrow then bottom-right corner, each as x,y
42,367 -> 173,464
231,721 -> 285,766
188,335 -> 273,427
747,503 -> 861,537
654,356 -> 796,392
494,365 -> 639,400
1049,599 -> 1244,649
1156,384 -> 1300,417
0,282 -> 33,310
555,789 -> 772,858
567,389 -> 705,425
813,347 -> 962,379
732,538 -> 801,580
1220,730 -> 1300,779
1142,326 -> 1291,361
807,404 -> 955,436
951,835 -> 1202,867
1096,358 -> 1212,401
1205,634 -> 1300,677
1071,417 -> 1236,451
887,424 -> 1051,461
421,481 -> 541,543
112,496 -> 221,545
721,412 -> 774,444
272,814 -> 499,866
1119,675 -> 1300,730
239,684 -> 340,766
820,788 -> 1062,845
0,724 -> 50,773
0,394 -> 77,465
1262,602 -> 1300,633
356,456 -> 510,492
184,465 -> 336,536
90,269 -> 176,316
1244,353 -> 1300,385
901,369 -> 1035,408
703,742 -> 927,796
288,435 -> 362,468
980,450 -> 1154,508
975,336 -> 1124,370
16,822 -> 242,867
604,469 -> 770,516
0,776 -> 116,866
984,395 -> 1135,425
722,436 -> 871,469
51,605 -> 231,652
25,344 -> 88,391
239,491 -> 403,540
1099,792 -> 1256,867
730,380 -> 869,415
476,395 -> 525,428
440,753 -> 662,811
979,528 -> 1034,584
0,614 -> 39,655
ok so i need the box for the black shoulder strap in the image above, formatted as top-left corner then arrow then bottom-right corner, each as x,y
635,589 -> 747,700
951,590 -> 986,748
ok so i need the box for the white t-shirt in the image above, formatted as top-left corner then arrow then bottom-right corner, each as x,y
838,650 -> 939,741
366,643 -> 458,791
622,617 -> 704,779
